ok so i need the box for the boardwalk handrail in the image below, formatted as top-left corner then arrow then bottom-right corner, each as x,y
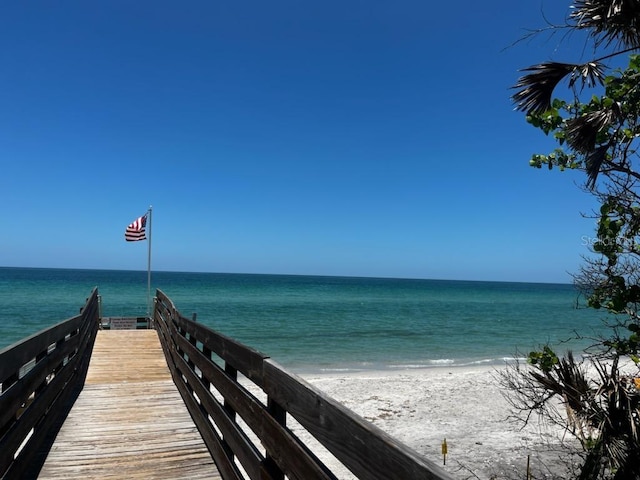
154,289 -> 453,480
0,288 -> 100,479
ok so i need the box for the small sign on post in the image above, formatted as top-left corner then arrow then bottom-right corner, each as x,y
109,317 -> 137,330
441,438 -> 448,465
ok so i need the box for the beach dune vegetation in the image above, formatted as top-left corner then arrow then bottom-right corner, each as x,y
506,1 -> 640,478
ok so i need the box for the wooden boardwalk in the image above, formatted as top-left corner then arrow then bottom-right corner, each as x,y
37,330 -> 221,479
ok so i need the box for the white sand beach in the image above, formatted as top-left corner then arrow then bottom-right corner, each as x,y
299,365 -> 577,480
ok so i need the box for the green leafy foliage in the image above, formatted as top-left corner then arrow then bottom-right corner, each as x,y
527,345 -> 559,372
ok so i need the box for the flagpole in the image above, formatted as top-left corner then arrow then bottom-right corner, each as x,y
147,205 -> 152,317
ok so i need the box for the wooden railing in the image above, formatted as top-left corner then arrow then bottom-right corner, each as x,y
154,289 -> 453,480
0,288 -> 100,479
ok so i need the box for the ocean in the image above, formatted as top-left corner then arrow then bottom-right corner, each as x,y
0,267 -> 608,373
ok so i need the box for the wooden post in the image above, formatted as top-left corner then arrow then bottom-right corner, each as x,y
222,363 -> 238,461
263,397 -> 286,480
187,334 -> 197,372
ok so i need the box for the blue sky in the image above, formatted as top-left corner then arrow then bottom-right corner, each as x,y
1,1 -> 601,282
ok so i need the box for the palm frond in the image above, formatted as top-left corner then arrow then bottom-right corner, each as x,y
512,60 -> 607,114
529,351 -> 592,414
570,62 -> 607,89
565,107 -> 618,153
566,116 -> 601,153
586,144 -> 610,189
571,0 -> 640,49
512,62 -> 576,113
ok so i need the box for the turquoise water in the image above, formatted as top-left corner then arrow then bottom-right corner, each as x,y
0,267 -> 608,372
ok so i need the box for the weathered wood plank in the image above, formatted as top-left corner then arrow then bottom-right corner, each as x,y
0,316 -> 84,382
38,330 -> 221,480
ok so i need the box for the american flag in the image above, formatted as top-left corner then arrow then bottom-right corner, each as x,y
125,214 -> 147,241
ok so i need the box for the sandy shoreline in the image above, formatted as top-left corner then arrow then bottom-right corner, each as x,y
296,364 -> 577,480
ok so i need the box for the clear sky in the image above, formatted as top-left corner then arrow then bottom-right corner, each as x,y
1,1 -> 601,283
